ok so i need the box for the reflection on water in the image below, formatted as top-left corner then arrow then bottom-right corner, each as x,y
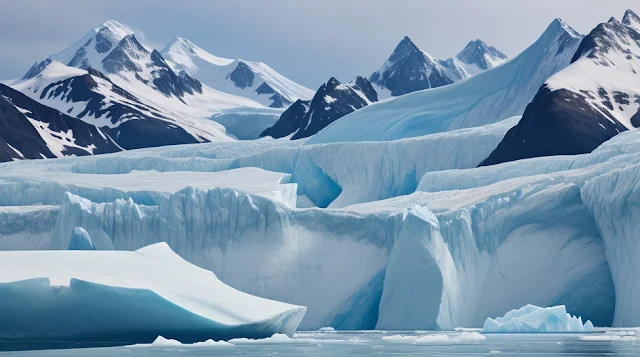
2,330 -> 640,356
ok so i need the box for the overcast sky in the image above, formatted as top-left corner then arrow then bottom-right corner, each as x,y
1,1 -> 638,88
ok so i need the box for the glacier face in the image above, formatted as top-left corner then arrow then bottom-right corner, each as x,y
4,92 -> 640,330
0,243 -> 306,345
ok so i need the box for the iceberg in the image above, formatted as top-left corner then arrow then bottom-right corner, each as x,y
0,243 -> 306,346
483,305 -> 595,333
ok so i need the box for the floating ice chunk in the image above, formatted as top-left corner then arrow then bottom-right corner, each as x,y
580,329 -> 640,342
483,305 -> 594,333
452,332 -> 486,342
318,327 -> 335,332
413,334 -> 451,344
228,333 -> 293,344
0,243 -> 306,346
131,335 -> 234,348
68,227 -> 94,250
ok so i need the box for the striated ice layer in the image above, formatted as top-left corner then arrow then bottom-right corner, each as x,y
376,179 -> 615,330
0,243 -> 306,345
49,188 -> 400,330
0,117 -> 515,209
483,305 -> 595,333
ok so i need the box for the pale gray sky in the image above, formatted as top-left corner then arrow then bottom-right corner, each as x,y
0,0 -> 638,88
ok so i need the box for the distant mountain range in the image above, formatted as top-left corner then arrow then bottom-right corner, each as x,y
262,37 -> 507,140
1,20 -> 314,159
308,18 -> 582,144
3,11 -> 640,164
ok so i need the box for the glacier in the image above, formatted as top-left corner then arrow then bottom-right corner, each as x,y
0,243 -> 306,345
483,305 -> 595,333
4,97 -> 640,330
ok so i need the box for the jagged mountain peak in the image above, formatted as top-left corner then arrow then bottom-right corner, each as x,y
548,18 -> 582,39
326,77 -> 341,89
370,36 -> 458,97
456,39 -> 508,71
261,75 -> 378,140
99,20 -> 134,39
623,9 -> 640,25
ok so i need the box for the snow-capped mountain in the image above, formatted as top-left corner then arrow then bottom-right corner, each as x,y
456,39 -> 508,75
160,37 -> 314,108
481,10 -> 640,166
308,18 -> 582,144
0,83 -> 120,161
260,76 -> 378,139
368,37 -> 507,99
25,21 -> 201,102
369,36 -> 462,97
12,61 -> 234,150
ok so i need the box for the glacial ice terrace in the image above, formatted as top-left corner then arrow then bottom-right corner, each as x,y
2,117 -> 640,332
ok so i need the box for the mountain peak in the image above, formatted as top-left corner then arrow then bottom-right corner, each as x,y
98,20 -> 134,40
456,39 -> 508,71
623,9 -> 640,24
548,18 -> 581,39
391,36 -> 420,57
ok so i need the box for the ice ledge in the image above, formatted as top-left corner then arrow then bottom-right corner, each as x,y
0,243 -> 306,345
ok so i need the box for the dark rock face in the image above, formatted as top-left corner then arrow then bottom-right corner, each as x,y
370,36 -> 457,96
94,27 -> 114,54
149,50 -> 202,99
479,86 -> 628,166
0,84 -> 121,162
255,82 -> 292,108
228,61 -> 255,89
261,76 -> 378,139
101,35 -> 147,74
456,39 -> 508,70
22,59 -> 52,80
68,47 -> 90,69
571,17 -> 640,65
31,68 -> 203,150
480,10 -> 640,166
256,82 -> 276,95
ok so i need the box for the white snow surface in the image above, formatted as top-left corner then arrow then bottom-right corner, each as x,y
0,242 -> 306,340
308,19 -> 582,144
161,37 -> 314,107
483,305 -> 595,333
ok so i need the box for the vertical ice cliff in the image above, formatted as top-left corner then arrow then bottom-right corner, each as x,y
49,188 -> 402,329
581,162 -> 640,327
377,181 -> 615,329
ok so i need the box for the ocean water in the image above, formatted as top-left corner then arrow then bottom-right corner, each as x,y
1,330 -> 640,356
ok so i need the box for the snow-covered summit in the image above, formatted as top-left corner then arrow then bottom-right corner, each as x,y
481,10 -> 640,165
46,20 -> 134,70
456,39 -> 508,75
622,9 -> 640,31
369,36 -> 463,97
161,37 -> 313,108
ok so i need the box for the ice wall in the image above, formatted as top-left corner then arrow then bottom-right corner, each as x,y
582,162 -> 640,326
50,188 -> 402,329
377,180 -> 615,329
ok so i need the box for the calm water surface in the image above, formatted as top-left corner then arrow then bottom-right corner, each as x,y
1,330 -> 640,356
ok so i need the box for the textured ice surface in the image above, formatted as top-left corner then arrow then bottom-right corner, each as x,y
5,105 -> 640,330
483,305 -> 595,333
0,243 -> 305,344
